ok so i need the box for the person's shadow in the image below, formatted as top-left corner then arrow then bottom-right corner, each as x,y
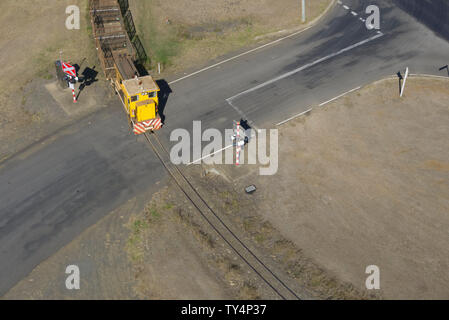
156,79 -> 172,124
76,66 -> 99,100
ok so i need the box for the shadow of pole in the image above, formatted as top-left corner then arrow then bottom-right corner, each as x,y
397,71 -> 404,95
76,66 -> 99,100
439,65 -> 449,76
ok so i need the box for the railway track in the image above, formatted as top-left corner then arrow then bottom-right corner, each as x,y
143,132 -> 302,300
92,0 -> 301,301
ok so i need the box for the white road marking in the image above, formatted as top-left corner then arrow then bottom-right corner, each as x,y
226,32 -> 384,102
168,24 -> 319,85
339,2 -> 375,30
187,130 -> 259,165
187,144 -> 234,165
318,86 -> 361,106
276,86 -> 361,126
276,107 -> 313,126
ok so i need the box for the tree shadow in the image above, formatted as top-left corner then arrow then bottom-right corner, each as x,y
156,79 -> 172,124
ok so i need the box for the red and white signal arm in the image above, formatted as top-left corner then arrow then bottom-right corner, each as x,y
62,62 -> 77,78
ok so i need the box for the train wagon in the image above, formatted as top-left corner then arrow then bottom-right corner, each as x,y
90,0 -> 162,134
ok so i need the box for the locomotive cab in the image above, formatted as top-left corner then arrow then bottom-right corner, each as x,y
113,51 -> 162,134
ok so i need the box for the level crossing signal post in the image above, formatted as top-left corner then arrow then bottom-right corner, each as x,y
55,60 -> 79,103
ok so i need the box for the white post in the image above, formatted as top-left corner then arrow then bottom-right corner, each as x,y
158,63 -> 161,74
69,80 -> 77,103
400,67 -> 409,97
302,0 -> 306,23
236,121 -> 241,166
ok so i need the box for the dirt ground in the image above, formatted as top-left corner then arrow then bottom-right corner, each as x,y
6,77 -> 447,300
3,181 -> 280,300
211,77 -> 449,299
4,169 -> 358,300
0,0 -> 111,162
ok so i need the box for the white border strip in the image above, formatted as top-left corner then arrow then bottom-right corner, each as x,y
319,86 -> 361,106
409,73 -> 449,80
276,108 -> 313,126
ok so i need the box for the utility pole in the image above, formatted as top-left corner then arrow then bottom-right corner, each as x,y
302,0 -> 306,23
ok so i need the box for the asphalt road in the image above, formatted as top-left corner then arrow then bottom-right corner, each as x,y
1,0 -> 448,296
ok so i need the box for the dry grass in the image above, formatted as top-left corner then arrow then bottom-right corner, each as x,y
125,186 -> 277,299
188,170 -> 371,299
224,77 -> 449,299
0,0 -> 99,158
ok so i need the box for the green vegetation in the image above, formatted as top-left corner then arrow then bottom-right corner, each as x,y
126,201 -> 173,264
164,202 -> 174,210
129,0 -> 332,75
133,219 -> 149,233
131,1 -> 260,72
133,1 -> 180,69
84,0 -> 93,36
148,207 -> 161,220
126,218 -> 149,262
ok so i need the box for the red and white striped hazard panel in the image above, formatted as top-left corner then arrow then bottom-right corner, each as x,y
133,118 -> 162,135
62,62 -> 77,77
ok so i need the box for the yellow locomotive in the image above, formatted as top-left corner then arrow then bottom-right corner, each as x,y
113,52 -> 162,134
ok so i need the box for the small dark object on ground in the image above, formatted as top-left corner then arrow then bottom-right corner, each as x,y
245,185 -> 256,194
